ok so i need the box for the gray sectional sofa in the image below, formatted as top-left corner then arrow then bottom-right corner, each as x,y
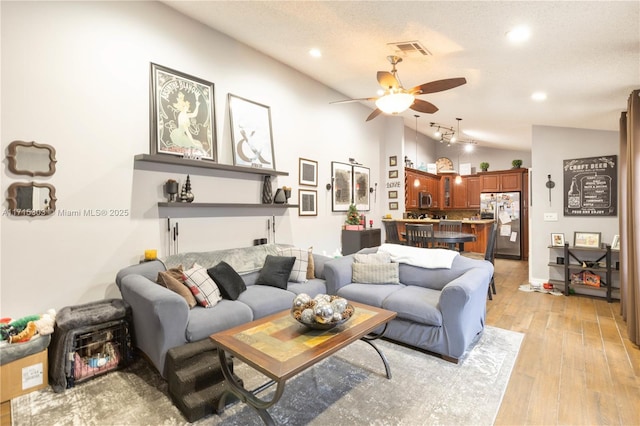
324,244 -> 494,362
115,244 -> 330,377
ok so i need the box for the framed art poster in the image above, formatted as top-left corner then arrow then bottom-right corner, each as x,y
331,161 -> 352,212
228,94 -> 275,170
150,63 -> 216,161
299,158 -> 318,186
563,155 -> 617,216
353,165 -> 370,211
574,231 -> 601,249
298,189 -> 317,216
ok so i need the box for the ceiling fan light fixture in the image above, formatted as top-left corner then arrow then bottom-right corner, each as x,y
375,92 -> 415,114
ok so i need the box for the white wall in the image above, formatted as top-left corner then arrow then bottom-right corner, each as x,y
530,125 -> 619,285
0,1 -> 389,317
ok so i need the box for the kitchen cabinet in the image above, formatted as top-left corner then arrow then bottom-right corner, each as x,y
451,176 -> 481,209
480,169 -> 524,192
467,176 -> 481,208
452,178 -> 468,209
404,168 -> 440,210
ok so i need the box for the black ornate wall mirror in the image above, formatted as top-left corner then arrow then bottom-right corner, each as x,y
7,140 -> 57,177
7,182 -> 57,216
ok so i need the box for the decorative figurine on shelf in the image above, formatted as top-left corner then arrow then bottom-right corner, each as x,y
262,176 -> 273,204
345,204 -> 363,230
180,175 -> 194,203
369,219 -> 373,228
165,179 -> 179,202
283,186 -> 292,203
274,187 -> 286,204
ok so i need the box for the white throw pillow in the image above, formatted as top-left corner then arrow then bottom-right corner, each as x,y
184,263 -> 222,308
352,263 -> 400,284
354,252 -> 391,264
277,247 -> 309,283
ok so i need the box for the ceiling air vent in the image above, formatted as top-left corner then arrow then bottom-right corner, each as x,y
388,40 -> 431,56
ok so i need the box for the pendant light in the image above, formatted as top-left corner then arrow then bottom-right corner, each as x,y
413,114 -> 420,187
454,118 -> 462,184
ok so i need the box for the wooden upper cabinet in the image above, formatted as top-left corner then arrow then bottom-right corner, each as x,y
404,168 -> 440,209
480,170 -> 523,192
467,176 -> 481,208
452,178 -> 468,209
405,170 -> 419,209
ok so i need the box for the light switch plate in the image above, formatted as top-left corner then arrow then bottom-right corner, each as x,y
544,212 -> 558,221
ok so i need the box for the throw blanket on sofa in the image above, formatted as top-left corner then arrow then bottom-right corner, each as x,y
378,244 -> 459,269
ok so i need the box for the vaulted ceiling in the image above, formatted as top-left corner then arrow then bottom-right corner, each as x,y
163,1 -> 639,151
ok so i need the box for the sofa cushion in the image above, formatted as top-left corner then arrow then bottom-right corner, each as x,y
237,285 -> 295,319
398,255 -> 484,291
382,286 -> 443,326
354,252 -> 391,264
184,263 -> 222,308
336,283 -> 404,308
256,255 -> 296,289
207,261 -> 247,300
277,247 -> 309,282
156,266 -> 197,309
352,263 -> 400,284
186,300 -> 254,342
287,278 -> 327,298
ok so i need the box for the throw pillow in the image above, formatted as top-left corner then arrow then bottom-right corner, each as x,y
156,266 -> 197,309
207,261 -> 247,300
352,262 -> 400,284
256,255 -> 296,289
184,263 -> 223,308
277,247 -> 309,282
306,246 -> 315,279
354,252 -> 392,264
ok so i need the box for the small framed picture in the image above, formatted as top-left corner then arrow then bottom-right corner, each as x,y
611,235 -> 620,250
389,156 -> 397,167
298,189 -> 317,216
388,190 -> 398,199
574,231 -> 601,249
299,158 -> 317,187
551,233 -> 565,247
388,170 -> 398,179
389,202 -> 399,210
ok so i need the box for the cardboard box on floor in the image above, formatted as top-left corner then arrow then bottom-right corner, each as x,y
0,349 -> 48,402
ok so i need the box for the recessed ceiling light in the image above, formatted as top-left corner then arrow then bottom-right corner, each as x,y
464,144 -> 474,153
531,91 -> 547,101
506,26 -> 531,43
309,48 -> 322,58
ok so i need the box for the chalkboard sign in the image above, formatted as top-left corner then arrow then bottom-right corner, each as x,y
563,155 -> 617,216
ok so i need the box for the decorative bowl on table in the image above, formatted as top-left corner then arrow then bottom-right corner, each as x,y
290,293 -> 355,330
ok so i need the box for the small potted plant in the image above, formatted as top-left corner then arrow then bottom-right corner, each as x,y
512,159 -> 523,169
480,162 -> 490,172
345,204 -> 363,230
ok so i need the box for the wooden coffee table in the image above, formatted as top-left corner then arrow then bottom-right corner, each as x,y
210,301 -> 396,425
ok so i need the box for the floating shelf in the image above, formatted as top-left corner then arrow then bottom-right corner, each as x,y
134,154 -> 289,177
158,202 -> 298,209
157,202 -> 299,218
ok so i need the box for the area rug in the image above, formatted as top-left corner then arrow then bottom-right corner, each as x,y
11,325 -> 523,425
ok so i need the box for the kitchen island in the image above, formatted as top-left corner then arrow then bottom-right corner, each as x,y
383,219 -> 494,253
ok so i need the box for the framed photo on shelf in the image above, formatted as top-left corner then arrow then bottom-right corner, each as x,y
573,231 -> 601,249
150,63 -> 217,161
389,156 -> 397,167
352,165 -> 370,211
331,161 -> 353,212
388,190 -> 398,199
389,202 -> 399,210
611,234 -> 620,250
298,158 -> 317,186
388,170 -> 398,179
228,94 -> 275,170
551,233 -> 565,247
298,189 -> 317,216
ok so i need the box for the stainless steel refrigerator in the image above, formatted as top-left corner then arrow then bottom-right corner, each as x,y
480,192 -> 522,259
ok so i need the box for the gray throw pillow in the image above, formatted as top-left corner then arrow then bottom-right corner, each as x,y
256,255 -> 296,289
352,262 -> 400,284
207,261 -> 246,300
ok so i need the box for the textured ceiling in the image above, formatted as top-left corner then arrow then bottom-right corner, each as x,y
163,1 -> 639,151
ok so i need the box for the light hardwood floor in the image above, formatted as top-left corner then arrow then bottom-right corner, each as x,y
488,258 -> 640,425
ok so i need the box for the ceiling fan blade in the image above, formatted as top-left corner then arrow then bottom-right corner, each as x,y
410,99 -> 439,114
377,71 -> 399,89
366,109 -> 384,121
330,97 -> 376,104
411,77 -> 467,95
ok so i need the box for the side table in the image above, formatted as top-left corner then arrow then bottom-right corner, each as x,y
342,228 -> 381,255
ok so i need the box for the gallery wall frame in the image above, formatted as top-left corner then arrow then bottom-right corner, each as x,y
389,202 -> 399,210
388,190 -> 398,199
611,235 -> 620,250
150,63 -> 216,161
298,189 -> 317,216
389,156 -> 397,167
299,158 -> 317,187
551,233 -> 565,247
388,170 -> 398,179
228,94 -> 275,170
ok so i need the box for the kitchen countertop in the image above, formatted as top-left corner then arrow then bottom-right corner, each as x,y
383,218 -> 495,224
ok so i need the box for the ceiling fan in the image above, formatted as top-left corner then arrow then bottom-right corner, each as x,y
332,55 -> 467,121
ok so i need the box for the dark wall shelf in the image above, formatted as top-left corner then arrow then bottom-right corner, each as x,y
134,154 -> 289,177
157,202 -> 298,218
158,202 -> 298,208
